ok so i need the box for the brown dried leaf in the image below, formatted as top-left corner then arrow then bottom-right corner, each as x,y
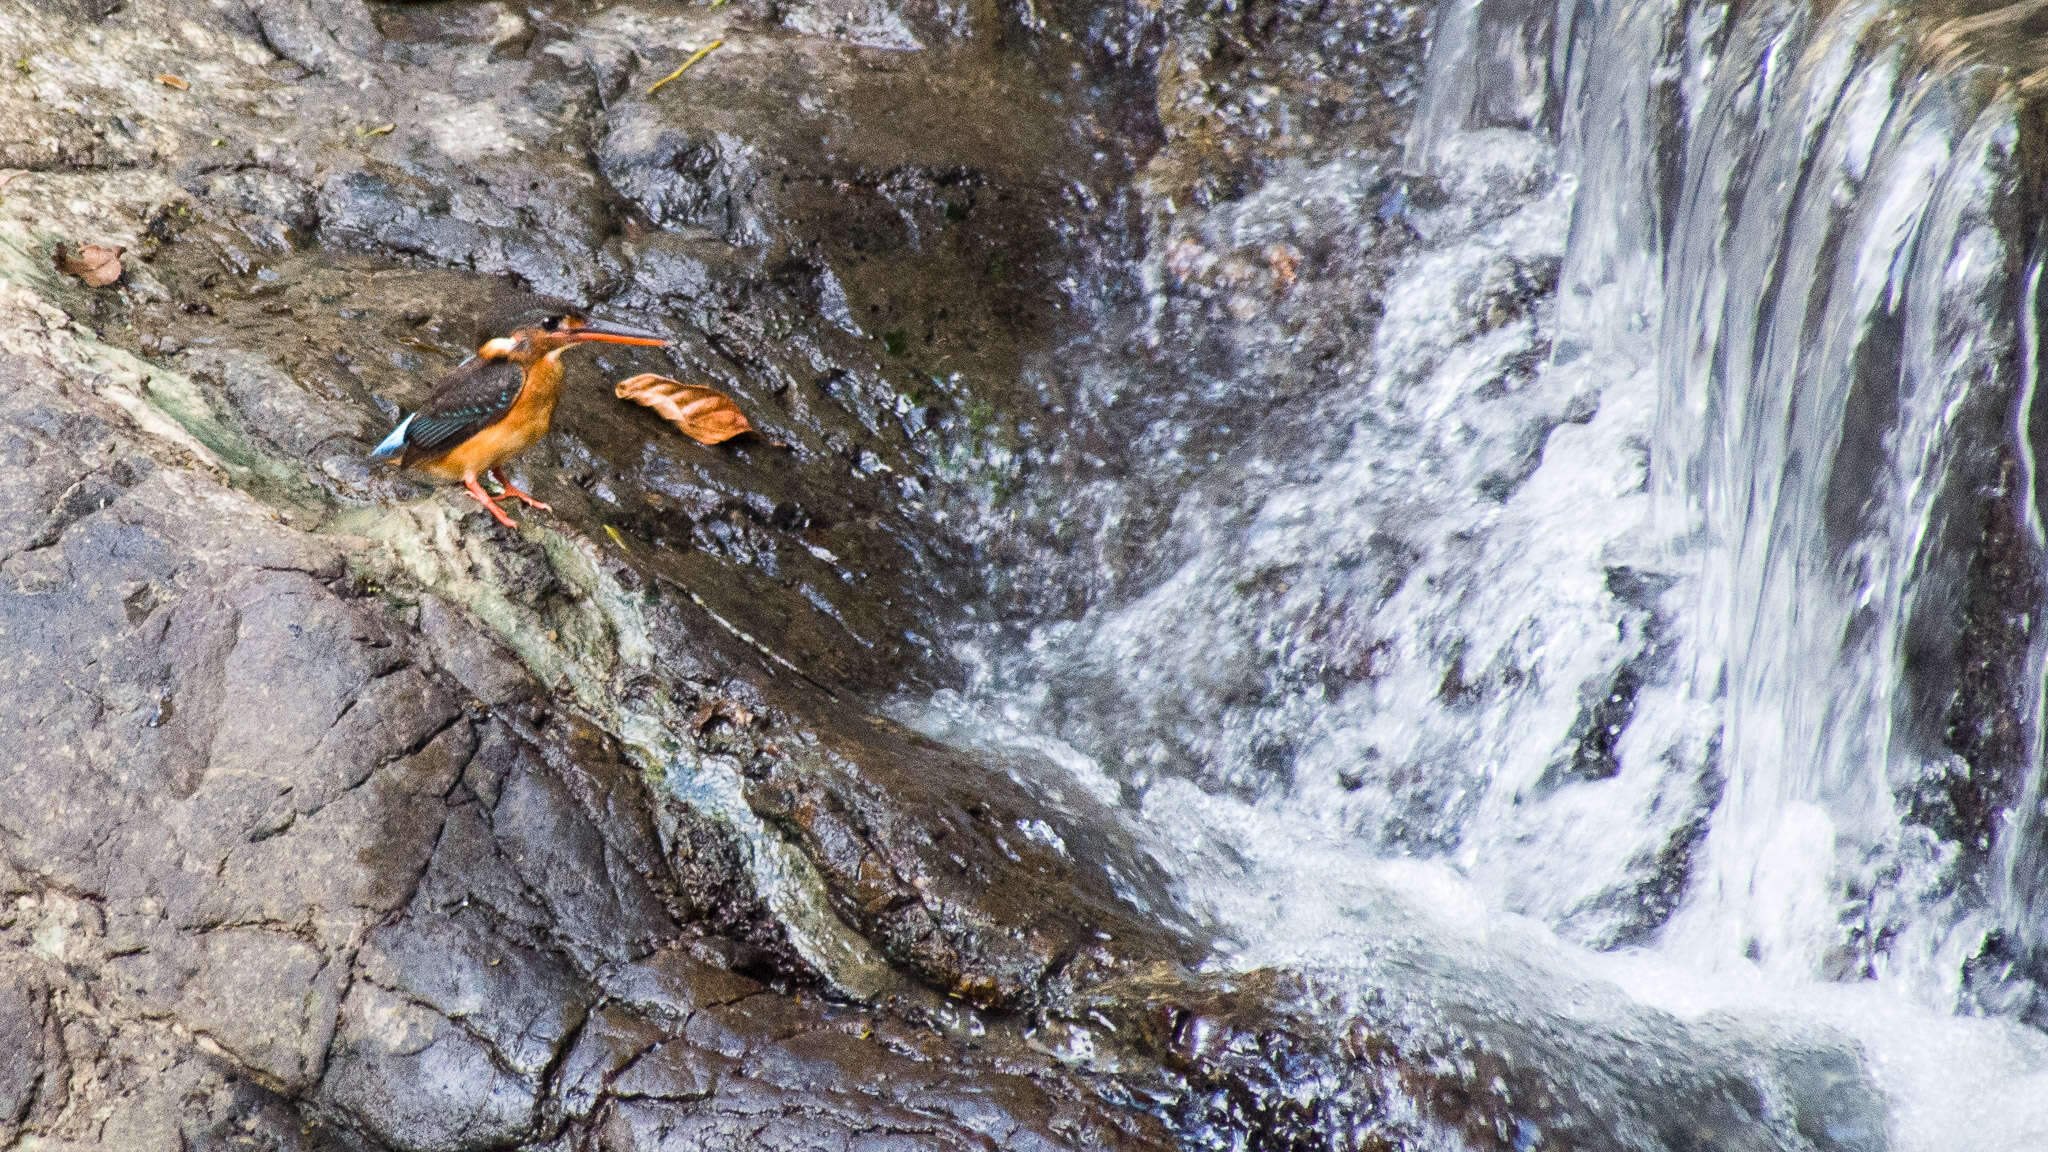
692,697 -> 755,733
53,243 -> 124,288
615,373 -> 755,445
155,73 -> 189,91
1265,242 -> 1301,291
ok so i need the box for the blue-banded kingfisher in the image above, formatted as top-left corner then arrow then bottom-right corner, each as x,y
370,314 -> 668,527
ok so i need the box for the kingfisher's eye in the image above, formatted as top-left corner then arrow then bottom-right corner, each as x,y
541,315 -> 563,332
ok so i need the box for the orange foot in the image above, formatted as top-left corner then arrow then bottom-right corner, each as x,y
488,468 -> 552,512
462,474 -> 519,528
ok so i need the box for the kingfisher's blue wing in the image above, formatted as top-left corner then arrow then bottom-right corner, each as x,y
371,356 -> 526,465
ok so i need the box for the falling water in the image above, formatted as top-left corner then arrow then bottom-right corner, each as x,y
1648,0 -> 2030,1000
914,0 -> 2048,1146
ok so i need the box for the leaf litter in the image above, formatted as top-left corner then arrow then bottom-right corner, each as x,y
53,243 -> 125,287
615,373 -> 778,446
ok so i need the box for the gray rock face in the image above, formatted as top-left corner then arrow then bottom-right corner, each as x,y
0,972 -> 48,1139
0,0 -> 1214,1145
0,324 -> 1176,1148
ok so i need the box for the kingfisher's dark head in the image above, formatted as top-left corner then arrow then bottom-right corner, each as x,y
478,314 -> 669,364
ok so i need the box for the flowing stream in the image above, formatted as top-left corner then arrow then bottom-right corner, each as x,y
910,0 -> 2048,1146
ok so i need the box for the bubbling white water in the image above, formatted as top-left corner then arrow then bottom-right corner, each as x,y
912,0 -> 2048,1145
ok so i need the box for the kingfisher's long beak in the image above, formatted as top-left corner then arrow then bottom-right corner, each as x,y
549,319 -> 669,350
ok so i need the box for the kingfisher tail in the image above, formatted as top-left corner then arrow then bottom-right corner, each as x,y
369,413 -> 416,462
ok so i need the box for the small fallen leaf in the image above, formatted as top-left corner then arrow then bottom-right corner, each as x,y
1265,242 -> 1301,291
615,373 -> 757,445
692,697 -> 755,733
53,242 -> 125,287
155,73 -> 189,91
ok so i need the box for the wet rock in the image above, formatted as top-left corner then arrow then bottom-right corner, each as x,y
1143,0 -> 1429,210
243,0 -> 381,80
173,927 -> 340,1088
419,594 -> 540,706
320,978 -> 543,1151
0,971 -> 46,1137
1075,966 -> 1891,1152
28,0 -> 126,23
556,1006 -> 674,1119
600,945 -> 764,1019
198,165 -> 321,250
0,282 -> 1204,1147
470,716 -> 711,967
0,298 -> 1191,1151
375,0 -> 531,51
776,0 -> 931,51
600,108 -> 774,248
736,706 -> 1197,1006
356,913 -> 589,1079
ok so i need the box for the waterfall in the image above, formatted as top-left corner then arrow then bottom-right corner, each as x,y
910,0 -> 2048,1145
1417,0 -> 2048,999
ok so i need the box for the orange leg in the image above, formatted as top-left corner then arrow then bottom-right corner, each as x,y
461,474 -> 519,528
488,468 -> 551,512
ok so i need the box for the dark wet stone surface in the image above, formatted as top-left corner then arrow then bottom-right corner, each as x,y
0,319 -> 1187,1149
731,698 -> 1197,1006
1069,964 -> 1893,1152
26,0 -> 1204,1001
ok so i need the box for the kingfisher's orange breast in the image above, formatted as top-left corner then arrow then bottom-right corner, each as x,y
416,353 -> 566,481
